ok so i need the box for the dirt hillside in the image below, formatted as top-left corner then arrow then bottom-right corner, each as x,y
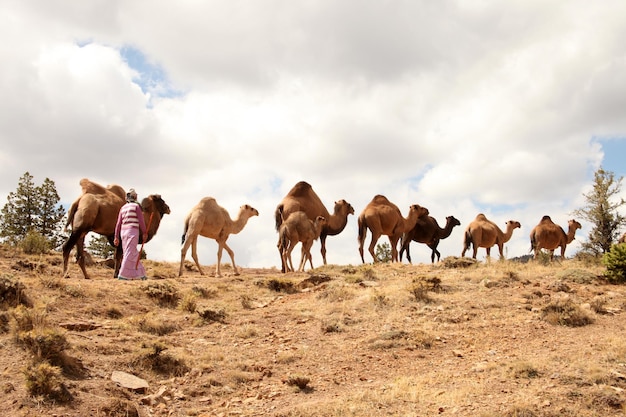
1,246 -> 625,417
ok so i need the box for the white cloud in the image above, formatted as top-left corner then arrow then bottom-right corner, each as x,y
1,1 -> 626,270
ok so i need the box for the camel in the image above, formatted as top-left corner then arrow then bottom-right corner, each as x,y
62,178 -> 171,279
461,213 -> 521,260
529,216 -> 582,260
179,197 -> 259,278
399,215 -> 461,263
278,212 -> 327,273
275,181 -> 354,272
358,195 -> 429,263
619,232 -> 626,244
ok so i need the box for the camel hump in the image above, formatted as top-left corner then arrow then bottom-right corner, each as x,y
540,215 -> 553,223
287,181 -> 314,197
79,178 -> 108,195
198,197 -> 218,208
475,213 -> 488,221
371,195 -> 390,203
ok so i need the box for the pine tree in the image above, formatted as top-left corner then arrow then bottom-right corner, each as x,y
87,234 -> 115,259
0,172 -> 66,248
572,168 -> 626,255
37,178 -> 66,249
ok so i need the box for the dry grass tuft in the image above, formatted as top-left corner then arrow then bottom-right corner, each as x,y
137,315 -> 179,335
140,281 -> 180,307
197,306 -> 227,323
0,275 -> 31,308
22,361 -> 71,402
266,278 -> 298,293
285,374 -> 311,391
541,297 -> 594,327
133,342 -> 190,377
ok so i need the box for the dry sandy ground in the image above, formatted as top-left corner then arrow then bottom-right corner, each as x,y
1,247 -> 625,417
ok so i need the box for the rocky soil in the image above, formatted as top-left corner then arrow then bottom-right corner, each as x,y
1,247 -> 625,416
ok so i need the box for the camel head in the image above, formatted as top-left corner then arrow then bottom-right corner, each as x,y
410,204 -> 429,218
505,220 -> 522,231
447,216 -> 461,227
142,194 -> 171,218
315,215 -> 328,229
240,204 -> 259,218
334,199 -> 355,216
568,219 -> 581,232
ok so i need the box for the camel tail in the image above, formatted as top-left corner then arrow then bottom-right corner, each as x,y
529,234 -> 536,253
64,199 -> 80,232
463,230 -> 473,252
275,205 -> 285,232
181,219 -> 189,245
357,215 -> 367,245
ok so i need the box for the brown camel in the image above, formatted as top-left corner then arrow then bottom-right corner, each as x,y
619,232 -> 626,244
278,212 -> 327,273
530,216 -> 582,260
62,178 -> 171,279
400,215 -> 461,263
461,213 -> 521,259
179,197 -> 259,278
275,181 -> 354,272
358,195 -> 429,263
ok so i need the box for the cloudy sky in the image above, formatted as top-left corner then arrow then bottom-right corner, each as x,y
2,1 -> 626,272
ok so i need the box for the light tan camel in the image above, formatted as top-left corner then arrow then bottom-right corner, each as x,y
399,215 -> 461,263
62,178 -> 171,279
179,197 -> 259,278
278,212 -> 327,273
358,195 -> 429,263
530,216 -> 582,260
619,232 -> 626,244
275,181 -> 354,272
461,213 -> 521,259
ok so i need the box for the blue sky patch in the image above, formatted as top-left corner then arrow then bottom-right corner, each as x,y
120,45 -> 183,102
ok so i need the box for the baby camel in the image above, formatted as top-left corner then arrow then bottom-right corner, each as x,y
278,212 -> 327,272
179,197 -> 258,278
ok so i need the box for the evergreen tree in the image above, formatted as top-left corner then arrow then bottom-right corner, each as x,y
572,168 -> 626,255
37,178 -> 66,249
375,242 -> 392,263
0,172 -> 66,248
87,234 -> 115,259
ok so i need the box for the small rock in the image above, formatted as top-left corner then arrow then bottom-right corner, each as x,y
111,371 -> 149,392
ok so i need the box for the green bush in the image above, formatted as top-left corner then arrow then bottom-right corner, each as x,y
603,243 -> 626,284
20,231 -> 49,255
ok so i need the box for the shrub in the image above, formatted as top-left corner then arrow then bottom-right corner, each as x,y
0,275 -> 31,308
603,243 -> 626,284
18,327 -> 70,362
23,361 -> 70,401
140,281 -> 180,307
541,298 -> 594,327
19,231 -> 49,255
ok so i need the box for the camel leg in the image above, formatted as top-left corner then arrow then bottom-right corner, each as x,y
190,239 -> 206,275
62,232 -> 80,278
320,234 -> 328,265
299,240 -> 314,272
217,241 -> 239,277
284,241 -> 296,272
75,233 -> 90,280
367,232 -> 381,263
179,234 -> 194,276
400,240 -> 412,264
497,244 -> 504,260
389,236 -> 401,262
114,244 -> 123,278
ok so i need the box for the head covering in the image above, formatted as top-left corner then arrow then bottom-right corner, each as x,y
126,188 -> 138,203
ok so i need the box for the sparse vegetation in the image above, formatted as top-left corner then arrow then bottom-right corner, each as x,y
541,298 -> 594,327
603,242 -> 626,283
0,248 -> 623,416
